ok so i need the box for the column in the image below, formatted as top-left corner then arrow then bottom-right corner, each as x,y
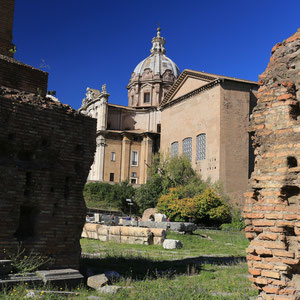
95,135 -> 105,181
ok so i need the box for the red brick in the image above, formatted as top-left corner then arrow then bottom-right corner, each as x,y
249,268 -> 261,276
273,250 -> 295,258
259,233 -> 278,241
253,220 -> 276,227
263,285 -> 280,294
261,270 -> 281,279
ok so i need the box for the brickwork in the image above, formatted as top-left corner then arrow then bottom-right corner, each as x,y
0,55 -> 48,96
0,0 -> 15,57
244,29 -> 300,299
0,87 -> 96,269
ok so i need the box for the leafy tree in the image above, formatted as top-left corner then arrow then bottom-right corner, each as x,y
157,186 -> 230,225
83,181 -> 138,213
113,181 -> 137,214
134,174 -> 163,213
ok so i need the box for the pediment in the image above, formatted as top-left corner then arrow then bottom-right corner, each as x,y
161,70 -> 217,106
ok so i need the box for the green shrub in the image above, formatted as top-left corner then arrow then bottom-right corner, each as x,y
157,186 -> 230,225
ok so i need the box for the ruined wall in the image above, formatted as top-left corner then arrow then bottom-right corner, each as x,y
0,87 -> 96,269
244,29 -> 300,299
0,0 -> 15,57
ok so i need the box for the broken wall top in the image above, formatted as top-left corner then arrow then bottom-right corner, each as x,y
244,28 -> 300,300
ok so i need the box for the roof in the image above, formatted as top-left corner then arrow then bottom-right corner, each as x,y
161,69 -> 258,107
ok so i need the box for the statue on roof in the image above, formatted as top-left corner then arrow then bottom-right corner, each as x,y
101,84 -> 107,94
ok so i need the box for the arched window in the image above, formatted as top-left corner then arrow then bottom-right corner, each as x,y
171,142 -> 178,157
182,137 -> 192,161
196,133 -> 206,160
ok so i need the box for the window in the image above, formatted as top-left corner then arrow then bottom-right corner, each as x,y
144,92 -> 150,103
109,173 -> 114,182
171,142 -> 179,157
131,151 -> 138,166
131,178 -> 138,184
182,137 -> 192,161
111,152 -> 116,161
157,124 -> 161,133
131,172 -> 137,177
196,133 -> 206,160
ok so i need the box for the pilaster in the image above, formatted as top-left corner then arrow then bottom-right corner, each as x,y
121,135 -> 131,181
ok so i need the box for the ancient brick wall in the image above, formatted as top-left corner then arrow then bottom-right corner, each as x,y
0,55 -> 48,96
0,87 -> 96,269
244,29 -> 300,299
0,0 -> 15,57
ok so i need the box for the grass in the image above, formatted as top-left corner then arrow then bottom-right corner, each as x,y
0,230 -> 257,299
81,229 -> 249,259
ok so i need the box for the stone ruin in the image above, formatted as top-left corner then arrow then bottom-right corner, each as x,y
244,29 -> 300,299
0,0 -> 96,270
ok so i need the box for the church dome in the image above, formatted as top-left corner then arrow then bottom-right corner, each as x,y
132,28 -> 180,78
127,28 -> 180,108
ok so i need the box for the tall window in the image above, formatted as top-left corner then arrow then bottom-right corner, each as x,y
144,92 -> 150,103
131,151 -> 138,166
196,133 -> 206,160
182,137 -> 192,161
171,142 -> 179,157
111,152 -> 116,161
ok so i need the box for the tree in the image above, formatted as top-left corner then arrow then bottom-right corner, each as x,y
135,153 -> 201,213
83,181 -> 138,213
135,174 -> 163,213
157,186 -> 230,225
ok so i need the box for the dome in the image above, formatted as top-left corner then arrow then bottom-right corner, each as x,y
133,53 -> 180,77
132,28 -> 180,78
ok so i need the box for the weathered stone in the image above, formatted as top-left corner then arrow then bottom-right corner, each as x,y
142,208 -> 158,221
97,285 -> 122,294
244,29 -> 300,300
0,273 -> 42,288
163,239 -> 183,249
154,213 -> 167,222
87,274 -> 109,289
104,271 -> 120,282
36,269 -> 84,288
0,260 -> 12,275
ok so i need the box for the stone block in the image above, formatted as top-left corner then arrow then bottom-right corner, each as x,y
97,285 -> 122,294
0,260 -> 12,275
154,213 -> 167,222
36,269 -> 84,288
94,213 -> 100,223
163,239 -> 183,249
0,273 -> 42,288
87,274 -> 109,289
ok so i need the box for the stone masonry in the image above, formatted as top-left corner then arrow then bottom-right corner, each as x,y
244,29 -> 300,299
0,0 -> 96,270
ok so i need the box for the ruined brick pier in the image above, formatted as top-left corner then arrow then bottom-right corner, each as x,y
0,0 -> 96,269
244,29 -> 300,299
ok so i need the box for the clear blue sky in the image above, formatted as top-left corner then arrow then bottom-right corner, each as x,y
13,0 -> 300,109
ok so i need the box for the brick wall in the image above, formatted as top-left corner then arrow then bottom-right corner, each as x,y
244,29 -> 300,300
0,55 -> 48,97
0,88 -> 96,269
0,0 -> 15,57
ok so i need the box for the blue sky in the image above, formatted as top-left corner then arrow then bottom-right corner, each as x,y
13,0 -> 300,109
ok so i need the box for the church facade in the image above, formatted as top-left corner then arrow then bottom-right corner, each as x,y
79,28 -> 179,185
79,28 -> 258,205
